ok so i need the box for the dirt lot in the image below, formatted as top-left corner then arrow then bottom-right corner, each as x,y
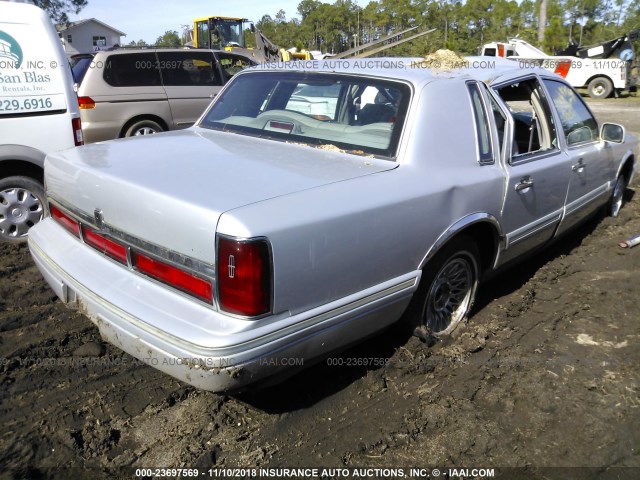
1,98 -> 639,479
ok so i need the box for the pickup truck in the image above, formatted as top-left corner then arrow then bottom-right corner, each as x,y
28,59 -> 638,391
481,38 -> 632,98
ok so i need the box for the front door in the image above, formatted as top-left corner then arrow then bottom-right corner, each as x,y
543,79 -> 613,234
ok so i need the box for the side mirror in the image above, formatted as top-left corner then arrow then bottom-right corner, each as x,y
601,122 -> 625,143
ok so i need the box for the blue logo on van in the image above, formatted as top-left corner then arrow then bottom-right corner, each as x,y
0,30 -> 23,68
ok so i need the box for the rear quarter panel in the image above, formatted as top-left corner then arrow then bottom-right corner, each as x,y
217,79 -> 506,316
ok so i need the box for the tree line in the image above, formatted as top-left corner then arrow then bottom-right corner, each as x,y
251,0 -> 639,56
34,0 -> 639,56
135,0 -> 640,56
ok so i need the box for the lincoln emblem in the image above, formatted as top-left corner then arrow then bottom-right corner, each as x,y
228,255 -> 235,278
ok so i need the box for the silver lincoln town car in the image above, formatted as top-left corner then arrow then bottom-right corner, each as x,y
28,58 -> 638,391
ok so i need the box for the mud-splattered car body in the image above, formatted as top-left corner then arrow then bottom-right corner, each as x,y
28,59 -> 638,391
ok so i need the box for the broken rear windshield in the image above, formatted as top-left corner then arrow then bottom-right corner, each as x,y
199,71 -> 411,158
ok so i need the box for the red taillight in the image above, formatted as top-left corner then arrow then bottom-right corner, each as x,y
554,60 -> 571,78
82,226 -> 127,264
50,204 -> 80,237
77,96 -> 95,109
217,236 -> 271,317
72,117 -> 84,146
132,252 -> 213,303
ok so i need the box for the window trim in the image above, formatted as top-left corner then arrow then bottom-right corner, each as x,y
466,81 -> 495,166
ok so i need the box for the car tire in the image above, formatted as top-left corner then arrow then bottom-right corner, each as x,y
587,77 -> 613,99
125,120 -> 164,137
408,236 -> 480,339
0,176 -> 48,243
608,173 -> 627,217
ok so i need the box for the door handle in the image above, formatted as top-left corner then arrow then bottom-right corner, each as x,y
572,158 -> 586,172
515,177 -> 534,191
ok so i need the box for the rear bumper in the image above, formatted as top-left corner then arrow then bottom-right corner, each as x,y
28,219 -> 417,392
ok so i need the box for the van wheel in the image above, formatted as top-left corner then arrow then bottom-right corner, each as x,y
0,176 -> 47,243
125,120 -> 163,137
407,236 -> 480,339
587,77 -> 613,99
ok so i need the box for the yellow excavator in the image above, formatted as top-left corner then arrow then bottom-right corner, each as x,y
191,16 -> 436,63
191,16 -> 312,62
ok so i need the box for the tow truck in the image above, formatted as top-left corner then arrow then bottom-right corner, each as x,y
481,38 -> 633,98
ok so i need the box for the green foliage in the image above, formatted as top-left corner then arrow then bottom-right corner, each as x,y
239,0 -> 639,56
127,39 -> 148,47
33,0 -> 88,24
155,30 -> 181,48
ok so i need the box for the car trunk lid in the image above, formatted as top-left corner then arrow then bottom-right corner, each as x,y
45,128 -> 397,263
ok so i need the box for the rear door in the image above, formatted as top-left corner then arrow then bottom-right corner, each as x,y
492,76 -> 574,264
158,51 -> 223,129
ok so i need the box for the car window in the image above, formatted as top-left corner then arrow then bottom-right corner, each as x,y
285,82 -> 343,121
494,78 -> 558,160
467,82 -> 493,165
216,52 -> 256,80
70,55 -> 93,85
200,72 -> 410,158
543,79 -> 598,146
103,53 -> 161,87
157,51 -> 222,87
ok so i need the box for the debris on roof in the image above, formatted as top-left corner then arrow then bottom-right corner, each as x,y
411,49 -> 467,71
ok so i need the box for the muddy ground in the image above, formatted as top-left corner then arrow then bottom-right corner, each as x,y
1,99 -> 639,479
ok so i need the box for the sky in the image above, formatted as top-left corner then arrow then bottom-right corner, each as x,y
69,0 -> 308,44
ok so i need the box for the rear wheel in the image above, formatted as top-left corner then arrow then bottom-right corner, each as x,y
409,236 -> 480,338
0,176 -> 47,243
125,120 -> 163,137
587,77 -> 613,99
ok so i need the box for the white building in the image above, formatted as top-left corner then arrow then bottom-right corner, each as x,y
57,19 -> 125,56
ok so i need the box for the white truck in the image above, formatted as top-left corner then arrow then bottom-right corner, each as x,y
481,38 -> 631,99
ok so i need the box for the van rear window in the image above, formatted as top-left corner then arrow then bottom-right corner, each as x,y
70,55 -> 93,85
103,53 -> 161,87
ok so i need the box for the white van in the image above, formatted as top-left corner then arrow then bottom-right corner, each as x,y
0,1 -> 83,242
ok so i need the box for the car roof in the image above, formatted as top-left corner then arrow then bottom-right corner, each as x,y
253,56 -> 554,89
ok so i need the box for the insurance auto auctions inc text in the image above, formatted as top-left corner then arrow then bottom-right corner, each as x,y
205,467 -> 495,478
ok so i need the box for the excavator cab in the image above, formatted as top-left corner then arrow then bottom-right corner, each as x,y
194,17 -> 247,50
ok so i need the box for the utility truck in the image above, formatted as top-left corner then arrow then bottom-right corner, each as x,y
481,38 -> 632,98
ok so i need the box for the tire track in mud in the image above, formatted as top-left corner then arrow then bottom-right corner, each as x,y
336,205 -> 640,469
